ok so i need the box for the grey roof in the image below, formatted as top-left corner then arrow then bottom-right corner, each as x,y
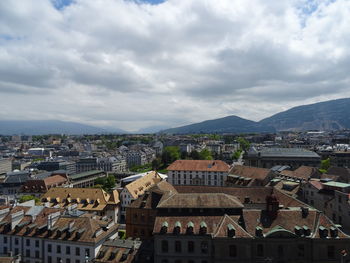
4,174 -> 30,184
257,148 -> 320,158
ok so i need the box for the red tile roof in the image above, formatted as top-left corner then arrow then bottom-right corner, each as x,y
167,160 -> 230,172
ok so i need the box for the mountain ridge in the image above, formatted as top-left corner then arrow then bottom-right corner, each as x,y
162,98 -> 350,134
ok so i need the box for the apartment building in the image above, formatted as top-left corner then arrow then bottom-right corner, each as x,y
0,206 -> 119,263
167,160 -> 230,186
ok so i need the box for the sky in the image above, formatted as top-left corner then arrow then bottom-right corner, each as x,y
1,0 -> 350,132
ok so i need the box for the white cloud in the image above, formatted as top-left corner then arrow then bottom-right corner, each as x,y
0,0 -> 350,131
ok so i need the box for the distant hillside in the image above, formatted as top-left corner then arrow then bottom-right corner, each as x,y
260,98 -> 350,131
0,120 -> 126,135
162,115 -> 275,134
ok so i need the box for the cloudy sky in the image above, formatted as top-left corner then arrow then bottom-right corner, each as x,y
1,0 -> 350,132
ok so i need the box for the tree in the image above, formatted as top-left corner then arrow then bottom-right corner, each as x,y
152,158 -> 162,170
236,137 -> 250,151
19,195 -> 40,204
232,149 -> 242,160
94,175 -> 116,192
161,146 -> 181,165
199,149 -> 213,160
189,150 -> 200,160
320,158 -> 331,173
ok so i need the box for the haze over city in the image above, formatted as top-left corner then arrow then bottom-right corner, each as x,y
1,0 -> 350,132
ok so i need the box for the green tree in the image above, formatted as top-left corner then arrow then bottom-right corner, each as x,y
152,158 -> 162,170
236,137 -> 250,151
199,149 -> 213,160
232,149 -> 242,160
161,146 -> 181,165
320,158 -> 331,173
19,195 -> 40,204
189,150 -> 200,160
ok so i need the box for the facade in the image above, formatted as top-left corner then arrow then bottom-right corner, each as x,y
37,161 -> 76,175
41,187 -> 120,223
126,181 -> 176,240
300,180 -> 350,233
0,172 -> 30,196
153,191 -> 350,263
126,151 -> 147,168
0,206 -> 119,263
167,160 -> 230,186
330,151 -> 350,168
245,147 -> 321,169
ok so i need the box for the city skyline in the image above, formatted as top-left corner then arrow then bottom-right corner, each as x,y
1,0 -> 350,132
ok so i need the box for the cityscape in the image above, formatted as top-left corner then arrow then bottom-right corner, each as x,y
2,0 -> 350,263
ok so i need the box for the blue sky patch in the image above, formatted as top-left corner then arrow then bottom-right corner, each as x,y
51,0 -> 74,10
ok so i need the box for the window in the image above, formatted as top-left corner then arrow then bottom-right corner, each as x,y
35,251 -> 40,258
66,259 -> 71,263
201,241 -> 208,254
298,244 -> 305,258
161,260 -> 168,263
57,257 -> 61,263
188,241 -> 194,253
15,238 -> 19,245
4,236 -> 7,244
328,246 -> 335,259
66,246 -> 71,255
35,240 -> 39,248
75,260 -> 80,263
48,244 -> 52,253
339,196 -> 342,203
14,248 -> 19,255
175,240 -> 182,253
26,239 -> 30,246
85,248 -> 90,257
278,245 -> 284,258
229,245 -> 237,257
75,247 -> 80,256
4,247 -> 7,254
57,245 -> 61,253
26,249 -> 30,257
339,216 -> 342,224
48,256 -> 52,263
161,240 -> 168,253
257,244 -> 264,257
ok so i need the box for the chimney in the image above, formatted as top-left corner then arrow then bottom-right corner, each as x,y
265,191 -> 279,220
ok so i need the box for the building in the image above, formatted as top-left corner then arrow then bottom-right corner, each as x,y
68,170 -> 106,188
41,187 -> 120,223
120,171 -> 163,221
21,174 -> 69,197
126,151 -> 147,168
167,160 -> 230,186
76,158 -> 98,173
0,159 -> 12,175
153,190 -> 350,263
126,181 -> 176,240
226,165 -> 273,187
330,151 -> 350,168
300,179 -> 350,233
0,171 -> 30,196
37,161 -> 76,175
94,238 -> 142,263
245,147 -> 321,169
0,205 -> 119,263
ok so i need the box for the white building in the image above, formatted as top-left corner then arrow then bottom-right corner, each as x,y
0,158 -> 12,175
166,160 -> 230,186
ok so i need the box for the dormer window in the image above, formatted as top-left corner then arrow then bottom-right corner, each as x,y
187,222 -> 194,234
161,222 -> 168,234
227,224 -> 236,237
174,221 -> 181,234
319,226 -> 328,238
199,221 -> 207,235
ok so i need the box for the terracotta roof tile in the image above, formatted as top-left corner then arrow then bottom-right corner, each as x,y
167,160 -> 230,172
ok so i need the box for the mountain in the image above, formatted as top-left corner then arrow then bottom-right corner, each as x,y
162,115 -> 275,134
260,98 -> 350,131
136,125 -> 171,134
0,120 -> 126,135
